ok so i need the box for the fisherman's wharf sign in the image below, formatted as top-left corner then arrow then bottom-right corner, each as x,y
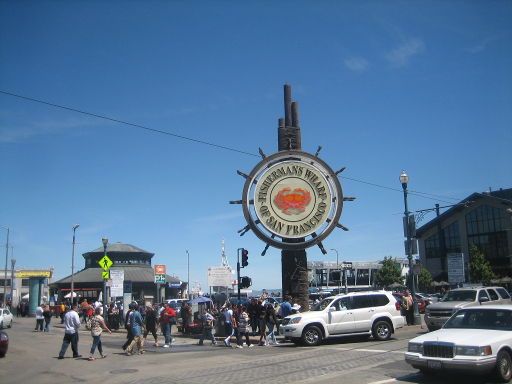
242,150 -> 343,251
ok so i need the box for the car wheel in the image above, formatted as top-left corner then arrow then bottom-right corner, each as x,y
0,322 -> 3,330
419,368 -> 435,376
301,325 -> 322,346
495,350 -> 512,382
8,320 -> 12,328
372,320 -> 392,341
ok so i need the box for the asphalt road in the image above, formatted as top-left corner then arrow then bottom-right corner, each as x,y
0,316 -> 506,384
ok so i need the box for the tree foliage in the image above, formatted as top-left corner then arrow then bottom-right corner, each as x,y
418,267 -> 432,292
469,245 -> 495,284
375,256 -> 403,288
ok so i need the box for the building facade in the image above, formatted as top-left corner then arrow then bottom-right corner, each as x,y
416,188 -> 512,281
51,242 -> 186,304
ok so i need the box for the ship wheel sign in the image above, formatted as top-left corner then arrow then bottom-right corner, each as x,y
232,149 -> 354,255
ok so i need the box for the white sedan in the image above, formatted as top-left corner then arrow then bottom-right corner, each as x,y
0,308 -> 13,329
405,305 -> 512,382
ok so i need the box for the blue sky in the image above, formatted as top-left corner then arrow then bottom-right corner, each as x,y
1,1 -> 511,291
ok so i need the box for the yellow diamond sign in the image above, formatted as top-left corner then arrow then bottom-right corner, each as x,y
101,270 -> 110,280
98,255 -> 113,271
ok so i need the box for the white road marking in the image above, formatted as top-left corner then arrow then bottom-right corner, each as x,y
366,379 -> 397,384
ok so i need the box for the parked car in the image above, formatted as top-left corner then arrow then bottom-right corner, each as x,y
405,305 -> 512,382
424,286 -> 511,332
0,308 -> 13,329
0,331 -> 8,358
280,290 -> 405,346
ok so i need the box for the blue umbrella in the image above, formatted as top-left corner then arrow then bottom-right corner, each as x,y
188,296 -> 213,304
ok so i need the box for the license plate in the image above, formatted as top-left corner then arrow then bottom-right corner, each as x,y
427,360 -> 442,369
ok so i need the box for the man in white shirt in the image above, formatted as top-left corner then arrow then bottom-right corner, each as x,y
35,305 -> 44,331
222,304 -> 234,347
58,303 -> 82,359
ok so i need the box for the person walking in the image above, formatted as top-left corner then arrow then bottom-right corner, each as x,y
198,308 -> 216,346
125,304 -> 144,355
88,307 -> 112,361
35,304 -> 44,332
402,290 -> 414,326
236,306 -> 253,348
222,304 -> 234,347
142,305 -> 159,347
58,304 -> 81,359
43,304 -> 52,332
265,302 -> 278,345
59,302 -> 66,324
257,300 -> 267,346
122,303 -> 135,351
159,303 -> 176,348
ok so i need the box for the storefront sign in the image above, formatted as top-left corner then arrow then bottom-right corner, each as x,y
15,270 -> 52,278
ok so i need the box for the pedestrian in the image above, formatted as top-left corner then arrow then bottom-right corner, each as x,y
247,298 -> 259,335
159,302 -> 176,348
236,305 -> 253,348
43,304 -> 52,332
59,302 -> 66,324
265,302 -> 277,345
58,303 -> 82,359
122,303 -> 135,351
88,307 -> 111,361
125,304 -> 144,355
402,290 -> 414,326
181,302 -> 192,334
198,308 -> 216,346
108,303 -> 119,330
279,295 -> 292,319
80,299 -> 89,324
257,300 -> 267,346
222,303 -> 234,347
35,304 -> 44,331
142,305 -> 159,347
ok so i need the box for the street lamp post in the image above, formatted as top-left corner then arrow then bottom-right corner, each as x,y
10,258 -> 15,308
330,249 -> 340,294
102,238 -> 108,318
186,250 -> 190,299
71,224 -> 79,305
1,226 -> 9,308
400,170 -> 421,325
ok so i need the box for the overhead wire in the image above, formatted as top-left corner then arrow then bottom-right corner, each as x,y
0,89 -> 463,204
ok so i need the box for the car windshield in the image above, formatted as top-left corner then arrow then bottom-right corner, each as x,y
311,298 -> 334,311
441,290 -> 476,302
444,309 -> 512,331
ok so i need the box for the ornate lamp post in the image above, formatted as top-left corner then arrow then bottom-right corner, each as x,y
70,224 -> 79,305
102,237 -> 108,317
10,258 -> 15,308
400,171 -> 421,325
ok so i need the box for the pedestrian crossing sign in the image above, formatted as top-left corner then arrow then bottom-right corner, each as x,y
102,270 -> 110,280
99,255 -> 113,271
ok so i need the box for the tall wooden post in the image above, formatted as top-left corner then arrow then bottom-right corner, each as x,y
278,84 -> 309,311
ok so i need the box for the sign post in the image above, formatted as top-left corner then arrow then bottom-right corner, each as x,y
447,253 -> 465,284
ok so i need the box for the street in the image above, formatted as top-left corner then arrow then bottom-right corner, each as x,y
0,317 -> 504,384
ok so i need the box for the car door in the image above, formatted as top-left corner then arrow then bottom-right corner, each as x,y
478,289 -> 492,306
327,297 -> 355,335
352,295 -> 372,332
486,288 -> 502,304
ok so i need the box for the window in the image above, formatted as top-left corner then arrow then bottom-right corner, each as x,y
356,269 -> 369,285
444,221 -> 461,253
333,297 -> 352,311
487,289 -> 499,301
352,295 -> 371,309
496,288 -> 511,299
0,279 -> 11,286
478,290 -> 489,301
425,233 -> 440,259
21,279 -> 29,287
370,294 -> 389,307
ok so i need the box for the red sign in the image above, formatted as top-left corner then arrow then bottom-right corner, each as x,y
154,264 -> 166,275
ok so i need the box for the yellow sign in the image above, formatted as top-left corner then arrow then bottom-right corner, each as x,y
15,270 -> 52,278
102,270 -> 110,280
98,255 -> 113,271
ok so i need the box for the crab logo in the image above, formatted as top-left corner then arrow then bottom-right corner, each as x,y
273,187 -> 311,215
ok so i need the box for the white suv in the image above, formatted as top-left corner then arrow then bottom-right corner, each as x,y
280,291 -> 405,346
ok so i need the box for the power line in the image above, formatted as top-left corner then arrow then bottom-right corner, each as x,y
0,89 -> 463,204
0,89 -> 260,158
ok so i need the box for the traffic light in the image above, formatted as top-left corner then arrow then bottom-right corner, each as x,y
241,248 -> 249,267
240,276 -> 252,289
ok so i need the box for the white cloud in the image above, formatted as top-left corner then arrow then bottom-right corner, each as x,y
385,38 -> 425,68
344,56 -> 369,73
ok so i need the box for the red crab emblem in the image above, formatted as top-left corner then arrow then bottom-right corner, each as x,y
273,187 -> 311,215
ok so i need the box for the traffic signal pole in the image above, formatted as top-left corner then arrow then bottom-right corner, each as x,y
237,248 -> 242,302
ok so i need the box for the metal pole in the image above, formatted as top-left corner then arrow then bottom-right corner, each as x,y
102,240 -> 108,318
3,227 -> 9,307
330,249 -> 339,294
10,257 -> 15,309
237,248 -> 241,302
402,179 -> 421,325
71,225 -> 79,305
186,250 -> 190,299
